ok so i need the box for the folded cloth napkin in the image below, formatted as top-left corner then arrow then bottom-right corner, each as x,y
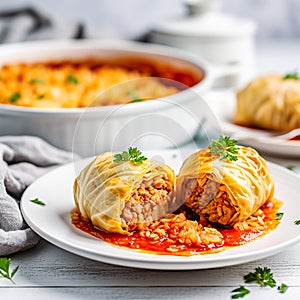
0,136 -> 77,256
0,6 -> 86,43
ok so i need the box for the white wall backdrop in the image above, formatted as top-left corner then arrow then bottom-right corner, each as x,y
0,0 -> 299,39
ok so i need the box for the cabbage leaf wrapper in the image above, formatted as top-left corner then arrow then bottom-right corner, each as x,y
235,74 -> 300,131
176,147 -> 274,226
74,152 -> 175,234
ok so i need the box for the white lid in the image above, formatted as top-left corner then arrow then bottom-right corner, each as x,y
152,0 -> 256,38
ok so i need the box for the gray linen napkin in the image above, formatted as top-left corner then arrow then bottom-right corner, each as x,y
0,135 -> 77,256
0,6 -> 86,44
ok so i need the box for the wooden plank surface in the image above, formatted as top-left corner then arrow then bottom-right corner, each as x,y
1,286 -> 300,300
1,239 -> 299,300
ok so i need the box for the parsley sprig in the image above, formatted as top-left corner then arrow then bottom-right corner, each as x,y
231,286 -> 250,299
231,266 -> 289,298
113,147 -> 147,164
283,71 -> 299,80
208,136 -> 238,161
244,267 -> 276,287
0,258 -> 19,284
294,219 -> 300,225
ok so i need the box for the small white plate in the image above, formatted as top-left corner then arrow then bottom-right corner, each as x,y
21,150 -> 300,270
205,91 -> 300,157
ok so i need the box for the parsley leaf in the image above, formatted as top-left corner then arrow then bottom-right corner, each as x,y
30,78 -> 45,84
244,267 -> 276,287
208,136 -> 238,161
0,257 -> 19,284
37,94 -> 45,99
131,98 -> 143,103
231,286 -> 250,299
30,198 -> 46,206
9,92 -> 21,103
277,283 -> 288,293
67,74 -> 79,84
113,147 -> 147,164
283,71 -> 299,80
286,165 -> 296,171
294,220 -> 300,225
275,212 -> 284,220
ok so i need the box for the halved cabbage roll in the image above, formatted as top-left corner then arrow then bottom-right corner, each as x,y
176,146 -> 274,226
74,152 -> 175,234
235,74 -> 300,131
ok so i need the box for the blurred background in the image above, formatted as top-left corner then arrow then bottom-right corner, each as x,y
0,0 -> 299,79
0,0 -> 300,39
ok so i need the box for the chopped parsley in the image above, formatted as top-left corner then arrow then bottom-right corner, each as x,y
0,257 -> 19,284
231,286 -> 250,299
67,74 -> 79,84
30,198 -> 46,206
29,78 -> 45,84
275,212 -> 284,220
283,71 -> 299,80
9,92 -> 21,103
277,283 -> 289,293
286,165 -> 296,171
37,94 -> 45,99
131,98 -> 143,103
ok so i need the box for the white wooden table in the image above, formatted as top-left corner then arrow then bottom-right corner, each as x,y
2,39 -> 300,299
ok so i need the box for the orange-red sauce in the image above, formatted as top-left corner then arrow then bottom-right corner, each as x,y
71,200 -> 281,256
288,135 -> 300,141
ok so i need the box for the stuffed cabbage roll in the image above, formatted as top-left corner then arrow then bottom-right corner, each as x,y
235,74 -> 300,131
74,151 -> 175,234
176,146 -> 274,226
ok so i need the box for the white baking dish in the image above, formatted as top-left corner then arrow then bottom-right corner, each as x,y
0,39 -> 227,157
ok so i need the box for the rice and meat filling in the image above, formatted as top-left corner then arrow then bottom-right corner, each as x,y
138,213 -> 223,252
120,174 -> 173,231
182,177 -> 238,226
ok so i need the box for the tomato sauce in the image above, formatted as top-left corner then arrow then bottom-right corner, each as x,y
71,199 -> 281,256
288,135 -> 300,141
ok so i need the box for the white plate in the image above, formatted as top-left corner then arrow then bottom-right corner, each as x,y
21,150 -> 300,270
205,91 -> 300,157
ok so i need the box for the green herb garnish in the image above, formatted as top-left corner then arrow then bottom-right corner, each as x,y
275,212 -> 284,220
208,136 -> 238,161
67,74 -> 79,84
131,98 -> 143,103
113,147 -> 147,164
37,94 -> 45,99
244,267 -> 276,288
30,198 -> 46,206
0,258 -> 19,285
286,165 -> 296,171
283,71 -> 299,80
231,286 -> 250,299
9,92 -> 21,103
277,283 -> 289,293
29,78 -> 45,84
294,220 -> 300,225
